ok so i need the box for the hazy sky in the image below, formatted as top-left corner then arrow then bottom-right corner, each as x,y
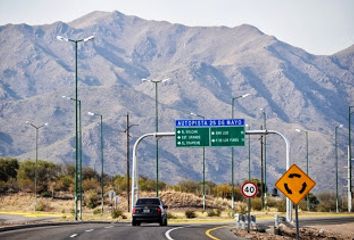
0,0 -> 353,55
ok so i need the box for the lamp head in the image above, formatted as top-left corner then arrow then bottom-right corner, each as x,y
56,36 -> 68,42
83,36 -> 95,42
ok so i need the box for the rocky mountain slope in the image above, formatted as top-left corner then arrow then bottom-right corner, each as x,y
0,11 -> 353,193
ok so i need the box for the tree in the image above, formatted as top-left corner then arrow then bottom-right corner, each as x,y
214,184 -> 232,199
17,160 -> 58,193
0,157 -> 19,181
175,180 -> 199,194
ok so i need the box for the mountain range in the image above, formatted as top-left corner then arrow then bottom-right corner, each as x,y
0,11 -> 353,193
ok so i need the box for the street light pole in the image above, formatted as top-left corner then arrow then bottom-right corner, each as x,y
88,111 -> 104,214
231,93 -> 250,210
57,35 -> 94,221
349,106 -> 354,213
26,121 -> 47,211
62,96 -> 83,219
295,128 -> 310,211
335,124 -> 343,213
261,109 -> 267,210
142,78 -> 170,197
246,124 -> 251,181
190,112 -> 206,210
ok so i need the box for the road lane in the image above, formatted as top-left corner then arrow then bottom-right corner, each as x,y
0,216 -> 352,240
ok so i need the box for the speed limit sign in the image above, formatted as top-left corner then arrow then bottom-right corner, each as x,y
241,181 -> 258,198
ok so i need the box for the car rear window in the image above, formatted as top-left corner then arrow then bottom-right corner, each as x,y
136,198 -> 160,205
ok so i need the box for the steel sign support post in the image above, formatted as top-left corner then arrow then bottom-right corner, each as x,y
131,132 -> 175,212
246,129 -> 292,222
349,106 -> 353,213
295,204 -> 300,240
305,130 -> 309,211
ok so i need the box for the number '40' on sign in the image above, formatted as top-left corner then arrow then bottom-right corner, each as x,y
241,181 -> 258,198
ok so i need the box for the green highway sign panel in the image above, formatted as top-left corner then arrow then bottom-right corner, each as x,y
210,126 -> 245,146
176,127 -> 210,147
175,119 -> 245,147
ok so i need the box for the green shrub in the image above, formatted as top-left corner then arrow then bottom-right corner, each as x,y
317,192 -> 335,212
167,212 -> 177,219
35,200 -> 48,211
185,210 -> 196,218
276,200 -> 286,212
207,209 -> 221,217
251,198 -> 262,211
93,209 -> 102,215
236,203 -> 247,214
85,189 -> 100,209
111,209 -> 126,219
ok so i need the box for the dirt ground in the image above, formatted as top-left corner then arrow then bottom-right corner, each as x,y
309,222 -> 354,239
232,222 -> 354,240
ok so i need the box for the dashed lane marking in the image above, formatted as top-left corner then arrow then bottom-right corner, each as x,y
70,233 -> 78,238
85,229 -> 94,232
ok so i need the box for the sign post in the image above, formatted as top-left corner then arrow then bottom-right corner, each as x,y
275,164 -> 316,239
241,181 -> 258,233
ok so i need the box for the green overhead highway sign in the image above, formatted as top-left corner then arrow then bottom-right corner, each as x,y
210,126 -> 245,146
175,119 -> 245,147
176,127 -> 209,147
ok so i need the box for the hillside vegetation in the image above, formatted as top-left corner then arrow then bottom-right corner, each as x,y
1,157 -> 351,215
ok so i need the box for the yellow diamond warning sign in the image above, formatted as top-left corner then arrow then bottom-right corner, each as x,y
275,164 -> 316,205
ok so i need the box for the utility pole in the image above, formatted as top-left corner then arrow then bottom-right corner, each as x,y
348,106 -> 353,212
260,125 -> 264,209
124,113 -> 138,212
126,113 -> 130,212
335,124 -> 343,213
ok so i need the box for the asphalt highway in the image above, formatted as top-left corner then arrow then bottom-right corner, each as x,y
0,222 -> 238,240
0,216 -> 353,240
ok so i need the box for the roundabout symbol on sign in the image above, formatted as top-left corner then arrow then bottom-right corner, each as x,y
241,181 -> 258,198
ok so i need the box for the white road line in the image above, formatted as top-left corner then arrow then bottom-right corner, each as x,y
85,229 -> 94,232
104,226 -> 114,229
165,227 -> 184,240
70,233 -> 78,238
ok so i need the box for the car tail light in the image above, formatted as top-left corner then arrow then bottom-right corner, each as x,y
133,208 -> 137,214
157,207 -> 161,215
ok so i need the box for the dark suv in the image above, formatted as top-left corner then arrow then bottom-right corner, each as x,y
132,197 -> 168,226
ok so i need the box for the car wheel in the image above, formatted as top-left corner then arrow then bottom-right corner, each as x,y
132,219 -> 138,226
160,217 -> 167,226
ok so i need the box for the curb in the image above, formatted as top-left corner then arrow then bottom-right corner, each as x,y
0,221 -> 115,232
